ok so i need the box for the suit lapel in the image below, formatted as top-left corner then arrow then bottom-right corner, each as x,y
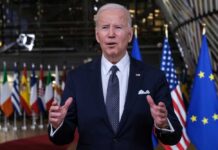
117,58 -> 144,134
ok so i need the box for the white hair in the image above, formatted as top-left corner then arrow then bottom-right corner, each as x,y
94,3 -> 132,27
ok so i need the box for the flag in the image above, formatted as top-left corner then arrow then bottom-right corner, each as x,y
160,37 -> 190,150
131,35 -> 142,61
0,62 -> 13,117
30,64 -> 39,113
38,64 -> 46,113
54,65 -> 61,105
131,34 -> 158,148
45,65 -> 53,110
187,35 -> 218,150
20,63 -> 31,115
61,65 -> 67,91
11,62 -> 22,116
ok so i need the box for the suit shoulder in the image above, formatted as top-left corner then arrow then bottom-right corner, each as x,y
132,58 -> 164,77
68,57 -> 100,76
143,64 -> 164,76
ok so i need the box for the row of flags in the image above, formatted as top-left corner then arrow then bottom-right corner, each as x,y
131,29 -> 218,149
0,63 -> 67,118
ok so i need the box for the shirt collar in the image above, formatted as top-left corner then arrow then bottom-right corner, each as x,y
101,52 -> 130,75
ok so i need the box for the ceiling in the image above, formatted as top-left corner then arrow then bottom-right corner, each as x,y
0,0 -> 183,71
0,0 -> 170,51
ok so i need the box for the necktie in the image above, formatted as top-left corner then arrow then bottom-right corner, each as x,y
106,65 -> 119,133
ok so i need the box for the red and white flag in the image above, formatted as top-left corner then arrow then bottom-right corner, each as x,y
30,64 -> 39,113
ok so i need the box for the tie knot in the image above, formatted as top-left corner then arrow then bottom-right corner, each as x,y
110,65 -> 119,74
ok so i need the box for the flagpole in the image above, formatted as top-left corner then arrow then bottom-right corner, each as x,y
202,23 -> 206,35
21,63 -> 28,131
30,111 -> 36,130
13,112 -> 18,131
12,62 -> 21,131
39,64 -> 44,129
164,24 -> 168,38
38,112 -> 44,129
1,62 -> 12,132
22,111 -> 27,130
30,63 -> 37,130
3,116 -> 8,132
133,24 -> 138,38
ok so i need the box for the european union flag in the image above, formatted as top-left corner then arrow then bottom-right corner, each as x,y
187,35 -> 218,150
131,35 -> 142,61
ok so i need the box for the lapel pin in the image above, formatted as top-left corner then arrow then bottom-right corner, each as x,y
135,73 -> 141,77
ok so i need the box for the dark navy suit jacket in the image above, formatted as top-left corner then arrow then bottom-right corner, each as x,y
48,56 -> 182,150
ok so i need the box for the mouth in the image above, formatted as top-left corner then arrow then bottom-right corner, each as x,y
106,42 -> 117,48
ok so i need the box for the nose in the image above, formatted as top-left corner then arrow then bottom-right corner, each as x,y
108,27 -> 115,38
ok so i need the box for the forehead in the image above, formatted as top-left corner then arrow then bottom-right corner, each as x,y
97,8 -> 128,25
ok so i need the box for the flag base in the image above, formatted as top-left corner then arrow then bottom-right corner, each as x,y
21,125 -> 27,131
13,126 -> 18,131
38,124 -> 44,129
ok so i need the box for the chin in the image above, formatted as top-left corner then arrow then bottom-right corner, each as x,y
108,52 -> 118,58
104,49 -> 116,55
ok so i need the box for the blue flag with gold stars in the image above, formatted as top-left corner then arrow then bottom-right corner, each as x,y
187,35 -> 218,150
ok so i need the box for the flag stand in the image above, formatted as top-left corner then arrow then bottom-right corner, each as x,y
21,111 -> 27,130
2,116 -> 8,132
30,111 -> 36,130
13,112 -> 18,131
38,112 -> 44,129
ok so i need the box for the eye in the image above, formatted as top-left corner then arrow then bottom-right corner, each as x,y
114,25 -> 124,31
115,26 -> 122,29
101,26 -> 109,29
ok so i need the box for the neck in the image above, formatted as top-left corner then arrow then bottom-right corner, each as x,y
104,52 -> 126,64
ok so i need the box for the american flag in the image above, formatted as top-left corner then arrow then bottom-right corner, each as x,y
160,37 -> 190,150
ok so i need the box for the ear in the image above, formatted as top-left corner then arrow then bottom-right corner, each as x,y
95,28 -> 100,43
128,27 -> 133,43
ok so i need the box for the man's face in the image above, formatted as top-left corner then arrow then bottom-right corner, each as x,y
95,8 -> 133,63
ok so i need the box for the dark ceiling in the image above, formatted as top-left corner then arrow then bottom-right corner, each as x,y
0,0 -> 169,52
0,0 -> 182,70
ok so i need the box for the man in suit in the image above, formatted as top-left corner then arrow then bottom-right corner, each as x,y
48,3 -> 182,150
